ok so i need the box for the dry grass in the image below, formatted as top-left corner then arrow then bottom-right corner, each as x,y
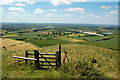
69,33 -> 85,37
67,38 -> 86,42
2,34 -> 19,38
58,36 -> 86,42
2,38 -> 40,51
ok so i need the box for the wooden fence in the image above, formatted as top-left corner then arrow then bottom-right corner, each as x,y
12,45 -> 61,69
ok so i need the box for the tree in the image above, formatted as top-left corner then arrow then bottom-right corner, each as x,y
38,34 -> 40,36
40,38 -> 42,39
78,35 -> 80,37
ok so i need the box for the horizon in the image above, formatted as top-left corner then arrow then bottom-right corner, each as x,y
1,22 -> 118,26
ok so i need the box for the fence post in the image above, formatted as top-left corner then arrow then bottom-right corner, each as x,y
59,45 -> 61,66
34,50 -> 40,69
56,45 -> 61,66
56,51 -> 59,66
25,51 -> 28,64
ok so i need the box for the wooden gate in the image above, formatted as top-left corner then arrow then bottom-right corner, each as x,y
12,45 -> 61,69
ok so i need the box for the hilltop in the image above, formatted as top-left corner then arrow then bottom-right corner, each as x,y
2,38 -> 118,78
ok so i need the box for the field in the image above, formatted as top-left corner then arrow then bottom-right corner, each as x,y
1,23 -> 119,78
4,30 -> 119,50
2,38 -> 40,51
2,39 -> 118,78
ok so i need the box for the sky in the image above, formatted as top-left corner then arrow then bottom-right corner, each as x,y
0,0 -> 119,25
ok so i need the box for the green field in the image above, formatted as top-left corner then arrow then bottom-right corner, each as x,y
4,31 -> 118,50
27,39 -> 71,47
76,41 -> 118,50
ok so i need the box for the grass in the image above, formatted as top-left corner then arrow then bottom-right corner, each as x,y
69,33 -> 86,37
58,36 -> 86,42
2,34 -> 19,38
2,39 -> 118,78
99,38 -> 118,45
71,36 -> 110,42
27,39 -> 71,47
76,41 -> 118,50
2,38 -> 40,51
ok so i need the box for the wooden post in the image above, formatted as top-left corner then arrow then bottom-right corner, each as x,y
59,45 -> 61,54
56,51 -> 59,66
59,45 -> 61,66
56,45 -> 61,66
34,50 -> 40,69
25,51 -> 28,64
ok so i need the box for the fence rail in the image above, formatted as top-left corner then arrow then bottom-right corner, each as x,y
12,56 -> 37,61
39,57 -> 56,59
39,53 -> 57,56
39,61 -> 56,63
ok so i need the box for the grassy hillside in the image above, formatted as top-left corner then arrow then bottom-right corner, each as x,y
2,38 -> 118,78
2,38 -> 40,51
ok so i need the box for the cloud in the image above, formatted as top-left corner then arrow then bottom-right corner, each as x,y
64,14 -> 73,16
8,7 -> 26,12
45,13 -> 73,17
96,16 -> 100,18
100,6 -> 111,9
88,14 -> 100,18
0,8 -> 3,10
114,6 -> 118,8
79,12 -> 86,14
26,0 -> 35,4
89,14 -> 95,16
0,0 -> 35,5
14,3 -> 26,6
51,9 -> 58,12
80,16 -> 87,18
50,0 -> 71,6
64,7 -> 85,12
71,0 -> 88,2
16,0 -> 35,4
34,8 -> 45,14
105,15 -> 112,17
50,9 -> 63,12
8,12 -> 20,16
45,13 -> 58,17
0,8 -> 4,13
23,14 -> 35,16
0,0 -> 15,5
109,10 -> 118,14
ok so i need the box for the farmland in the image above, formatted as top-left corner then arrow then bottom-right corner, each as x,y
2,23 -> 118,50
1,23 -> 119,78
